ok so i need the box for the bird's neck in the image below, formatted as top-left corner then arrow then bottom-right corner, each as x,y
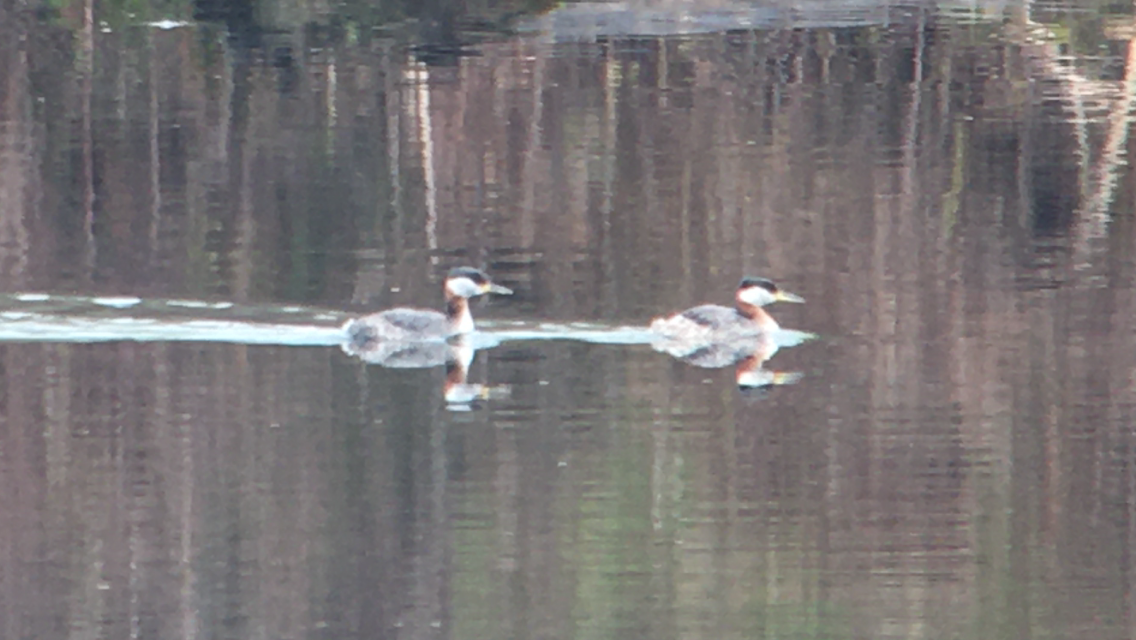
736,301 -> 779,331
446,296 -> 475,334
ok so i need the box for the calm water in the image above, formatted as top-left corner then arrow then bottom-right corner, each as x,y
2,0 -> 1136,638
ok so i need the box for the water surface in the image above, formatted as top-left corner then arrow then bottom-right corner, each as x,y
1,0 -> 1135,638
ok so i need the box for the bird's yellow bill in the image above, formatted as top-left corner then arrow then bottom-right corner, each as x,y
485,283 -> 514,295
777,291 -> 805,303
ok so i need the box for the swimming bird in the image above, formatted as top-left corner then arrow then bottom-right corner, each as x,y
344,266 -> 512,346
648,276 -> 804,343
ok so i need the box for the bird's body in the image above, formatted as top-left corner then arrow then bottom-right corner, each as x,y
649,303 -> 780,343
347,307 -> 455,344
344,267 -> 512,347
648,277 -> 803,343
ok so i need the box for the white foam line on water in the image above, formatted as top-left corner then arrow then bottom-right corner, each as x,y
486,327 -> 657,345
165,299 -> 235,310
0,316 -> 658,347
92,296 -> 143,308
477,320 -> 657,345
479,321 -> 816,347
0,315 -> 346,345
0,309 -> 816,350
771,329 -> 819,348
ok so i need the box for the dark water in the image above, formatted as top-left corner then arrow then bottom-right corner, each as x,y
3,0 -> 1136,638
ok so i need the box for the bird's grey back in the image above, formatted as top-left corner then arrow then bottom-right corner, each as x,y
680,304 -> 741,329
346,308 -> 448,346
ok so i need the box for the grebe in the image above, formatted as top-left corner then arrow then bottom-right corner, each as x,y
648,277 -> 804,342
345,267 -> 512,345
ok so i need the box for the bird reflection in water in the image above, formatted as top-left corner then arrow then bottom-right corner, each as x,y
341,336 -> 510,411
652,329 -> 812,392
